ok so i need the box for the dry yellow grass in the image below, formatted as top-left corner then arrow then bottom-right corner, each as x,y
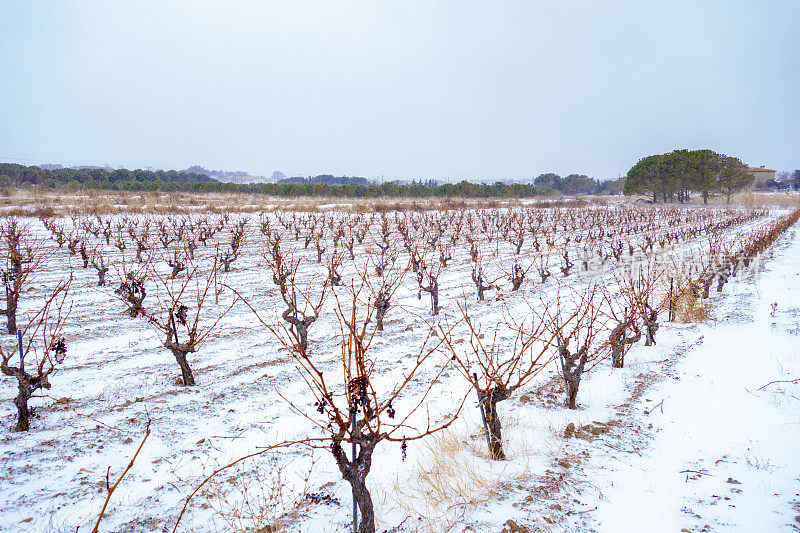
668,283 -> 714,323
708,191 -> 800,208
0,189 -> 527,215
385,413 -> 547,532
1,187 -> 795,216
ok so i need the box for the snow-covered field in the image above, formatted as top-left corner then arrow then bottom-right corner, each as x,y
533,223 -> 800,532
0,204 -> 797,532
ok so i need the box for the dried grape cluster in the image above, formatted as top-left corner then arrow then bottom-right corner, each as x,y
52,338 -> 67,364
114,273 -> 145,301
314,396 -> 328,414
175,304 -> 188,326
348,376 -> 370,415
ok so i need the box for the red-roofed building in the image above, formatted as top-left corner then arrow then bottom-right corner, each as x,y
748,166 -> 776,186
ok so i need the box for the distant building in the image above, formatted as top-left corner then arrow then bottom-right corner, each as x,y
748,165 -> 776,187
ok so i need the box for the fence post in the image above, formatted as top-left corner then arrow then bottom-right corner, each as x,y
292,291 -> 298,335
214,253 -> 219,305
352,413 -> 358,533
17,330 -> 23,374
668,277 -> 675,322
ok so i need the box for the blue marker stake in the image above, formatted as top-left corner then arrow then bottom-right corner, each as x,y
17,330 -> 24,374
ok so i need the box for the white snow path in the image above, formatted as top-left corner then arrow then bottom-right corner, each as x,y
589,229 -> 800,532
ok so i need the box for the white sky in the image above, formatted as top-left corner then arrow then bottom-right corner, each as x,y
1,1 -> 798,180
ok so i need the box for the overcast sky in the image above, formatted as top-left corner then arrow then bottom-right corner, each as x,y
1,1 -> 798,181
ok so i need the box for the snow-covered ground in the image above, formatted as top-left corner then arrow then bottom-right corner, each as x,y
548,225 -> 800,532
0,206 -> 796,532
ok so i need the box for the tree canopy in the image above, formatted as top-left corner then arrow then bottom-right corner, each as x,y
0,163 -> 218,190
623,149 -> 754,203
533,173 -> 606,195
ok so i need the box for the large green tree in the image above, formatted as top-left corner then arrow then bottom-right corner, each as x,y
624,149 -> 754,203
717,155 -> 754,203
686,149 -> 720,204
534,173 -> 561,190
623,154 -> 662,201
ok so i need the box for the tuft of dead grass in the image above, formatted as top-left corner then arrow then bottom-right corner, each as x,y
388,415 -> 541,532
670,286 -> 713,323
